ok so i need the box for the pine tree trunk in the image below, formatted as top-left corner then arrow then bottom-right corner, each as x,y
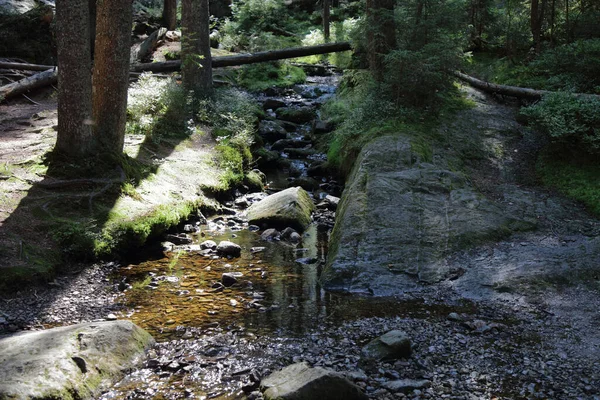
531,0 -> 542,53
366,0 -> 396,81
323,0 -> 331,42
55,0 -> 95,157
163,0 -> 177,30
182,0 -> 212,96
92,0 -> 133,154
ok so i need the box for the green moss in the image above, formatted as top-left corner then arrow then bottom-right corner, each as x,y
536,150 -> 600,216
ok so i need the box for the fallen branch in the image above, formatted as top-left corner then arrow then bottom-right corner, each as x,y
0,68 -> 57,102
453,71 -> 600,100
0,61 -> 55,71
130,27 -> 168,63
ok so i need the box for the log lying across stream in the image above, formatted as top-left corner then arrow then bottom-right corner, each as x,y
0,42 -> 352,102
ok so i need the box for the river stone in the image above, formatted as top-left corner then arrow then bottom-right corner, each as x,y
261,228 -> 281,241
200,240 -> 217,250
323,135 -> 536,295
216,241 -> 242,257
258,120 -> 288,142
0,320 -> 154,400
275,106 -> 316,124
247,187 -> 315,231
263,99 -> 287,111
261,362 -> 368,400
244,169 -> 266,192
0,0 -> 38,14
362,330 -> 412,360
222,272 -> 243,287
383,379 -> 431,393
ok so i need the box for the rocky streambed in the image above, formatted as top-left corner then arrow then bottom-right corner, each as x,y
1,76 -> 599,400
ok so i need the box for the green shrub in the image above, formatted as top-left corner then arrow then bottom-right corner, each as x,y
520,93 -> 600,155
127,73 -> 189,143
237,62 -> 306,92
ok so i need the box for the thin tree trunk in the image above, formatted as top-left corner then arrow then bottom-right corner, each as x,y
181,0 -> 212,96
323,0 -> 331,42
55,0 -> 94,157
531,0 -> 541,52
92,0 -> 133,154
89,0 -> 96,58
366,0 -> 396,81
163,0 -> 177,30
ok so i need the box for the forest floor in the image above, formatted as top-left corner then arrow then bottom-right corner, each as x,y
0,86 -> 224,290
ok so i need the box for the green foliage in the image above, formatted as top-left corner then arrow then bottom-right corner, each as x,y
520,93 -> 600,154
195,87 -> 260,188
127,73 -> 189,144
237,62 -> 306,92
298,18 -> 359,67
51,220 -> 99,261
537,152 -> 600,216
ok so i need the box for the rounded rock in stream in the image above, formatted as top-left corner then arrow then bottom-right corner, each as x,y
216,241 -> 242,257
221,272 -> 243,287
200,240 -> 217,250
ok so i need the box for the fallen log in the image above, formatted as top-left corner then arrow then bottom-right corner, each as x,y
453,71 -> 600,100
0,42 -> 352,102
131,41 -> 352,72
130,27 -> 168,63
0,68 -> 57,101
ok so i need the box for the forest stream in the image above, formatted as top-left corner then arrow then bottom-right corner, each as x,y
2,72 -> 600,400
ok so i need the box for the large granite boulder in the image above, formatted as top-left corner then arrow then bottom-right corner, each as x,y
0,320 -> 154,399
247,186 -> 315,231
323,135 -> 536,295
275,106 -> 316,124
261,362 -> 368,400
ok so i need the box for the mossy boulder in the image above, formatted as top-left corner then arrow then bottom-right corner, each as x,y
0,320 -> 155,399
246,186 -> 315,231
244,169 -> 266,192
275,106 -> 317,124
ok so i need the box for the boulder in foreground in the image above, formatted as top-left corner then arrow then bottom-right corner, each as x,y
0,320 -> 154,399
362,330 -> 412,360
261,362 -> 368,400
247,186 -> 315,231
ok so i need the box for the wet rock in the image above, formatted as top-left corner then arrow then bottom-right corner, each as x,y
288,176 -> 320,192
263,99 -> 287,111
275,106 -> 317,124
296,257 -> 318,265
221,272 -> 243,287
258,120 -> 288,142
248,225 -> 261,232
383,379 -> 431,393
200,240 -> 217,250
251,246 -> 266,253
324,195 -> 340,210
284,148 -> 318,159
261,362 -> 368,400
0,321 -> 154,399
261,228 -> 281,241
313,119 -> 335,134
165,233 -> 192,245
271,139 -> 312,151
216,241 -> 242,257
244,169 -> 267,192
247,187 -> 315,231
362,330 -> 412,361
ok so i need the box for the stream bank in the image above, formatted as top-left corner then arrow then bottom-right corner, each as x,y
1,75 -> 599,400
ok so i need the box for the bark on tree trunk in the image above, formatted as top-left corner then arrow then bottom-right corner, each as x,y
163,0 -> 177,30
92,0 -> 133,154
531,0 -> 542,53
55,0 -> 95,157
323,0 -> 331,42
182,0 -> 213,96
366,0 -> 396,81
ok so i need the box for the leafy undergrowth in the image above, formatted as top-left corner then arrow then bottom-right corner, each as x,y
537,151 -> 600,217
236,62 -> 306,92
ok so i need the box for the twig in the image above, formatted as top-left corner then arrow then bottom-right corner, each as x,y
22,94 -> 42,105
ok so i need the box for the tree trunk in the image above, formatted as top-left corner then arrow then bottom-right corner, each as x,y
92,0 -> 133,154
531,0 -> 542,53
89,0 -> 96,58
163,0 -> 177,30
323,0 -> 331,42
366,0 -> 396,81
55,0 -> 95,157
182,0 -> 213,96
